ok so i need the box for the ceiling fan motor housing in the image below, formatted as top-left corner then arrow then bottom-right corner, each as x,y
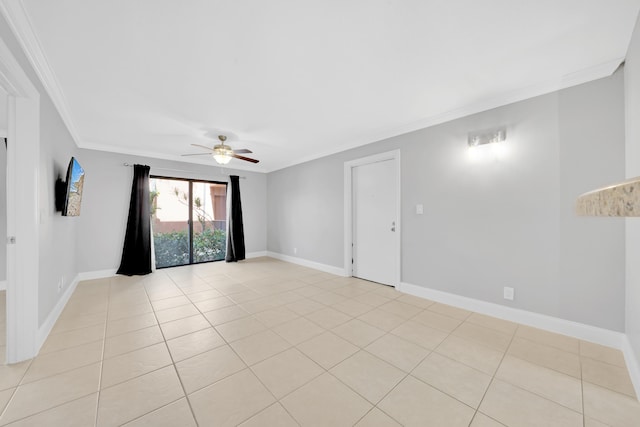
214,144 -> 234,157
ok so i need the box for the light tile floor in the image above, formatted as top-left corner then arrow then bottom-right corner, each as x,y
0,290 -> 5,364
0,258 -> 639,426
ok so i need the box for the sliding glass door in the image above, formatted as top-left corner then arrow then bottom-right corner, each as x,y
150,176 -> 227,268
192,181 -> 227,263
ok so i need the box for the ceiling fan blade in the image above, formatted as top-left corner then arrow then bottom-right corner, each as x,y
190,143 -> 214,151
181,152 -> 212,156
233,148 -> 252,154
231,153 -> 260,163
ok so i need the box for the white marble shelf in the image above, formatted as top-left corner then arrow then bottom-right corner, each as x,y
576,176 -> 640,217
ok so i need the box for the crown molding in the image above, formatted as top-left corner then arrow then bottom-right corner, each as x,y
271,57 -> 624,172
0,0 -> 83,146
0,23 -> 38,98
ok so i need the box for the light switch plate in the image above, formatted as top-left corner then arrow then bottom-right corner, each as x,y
416,204 -> 424,215
503,287 -> 514,301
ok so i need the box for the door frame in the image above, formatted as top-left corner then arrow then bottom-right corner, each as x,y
343,150 -> 401,286
0,34 -> 41,362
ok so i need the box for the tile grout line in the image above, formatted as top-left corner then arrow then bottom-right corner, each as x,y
441,327 -> 605,420
510,335 -> 589,379
100,273 -> 206,423
473,323 -> 591,423
0,283 -> 109,426
0,314 -> 105,421
400,323 -> 485,414
577,345 -> 629,368
182,272 -> 397,424
0,390 -> 96,426
203,277 -> 319,426
168,264 -> 636,422
2,264 -> 340,424
347,327 -> 437,426
92,276 -> 113,427
463,319 -> 519,426
192,270 -> 308,426
275,295 -> 437,423
489,370 -> 587,417
0,386 -> 19,424
150,271 -> 206,427
435,325 -> 586,383
580,349 -> 586,427
11,260 -> 635,425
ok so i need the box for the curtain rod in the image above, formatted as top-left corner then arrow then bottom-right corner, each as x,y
123,163 -> 246,179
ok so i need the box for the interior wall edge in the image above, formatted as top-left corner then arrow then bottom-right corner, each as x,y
622,336 -> 640,401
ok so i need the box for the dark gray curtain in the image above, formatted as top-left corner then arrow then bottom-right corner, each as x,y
225,175 -> 246,262
117,164 -> 152,275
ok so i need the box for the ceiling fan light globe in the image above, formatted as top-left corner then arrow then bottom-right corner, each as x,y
213,153 -> 232,164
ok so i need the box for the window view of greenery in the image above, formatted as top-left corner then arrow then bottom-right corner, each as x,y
150,178 -> 227,268
192,181 -> 227,263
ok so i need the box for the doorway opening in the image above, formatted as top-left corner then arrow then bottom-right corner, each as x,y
344,150 -> 401,287
150,176 -> 228,268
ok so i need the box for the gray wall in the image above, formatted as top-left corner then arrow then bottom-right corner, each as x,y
268,155 -> 345,268
0,15 -> 80,326
268,73 -> 626,331
557,75 -> 626,329
625,13 -> 640,374
0,130 -> 6,283
76,149 -> 267,273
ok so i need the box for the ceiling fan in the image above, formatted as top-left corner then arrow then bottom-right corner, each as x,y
181,135 -> 259,164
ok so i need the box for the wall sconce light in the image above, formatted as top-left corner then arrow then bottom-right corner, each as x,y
468,127 -> 506,147
467,126 -> 507,162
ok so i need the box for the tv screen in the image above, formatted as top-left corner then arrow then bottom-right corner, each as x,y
62,157 -> 85,216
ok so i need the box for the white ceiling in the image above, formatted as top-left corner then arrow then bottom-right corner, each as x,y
13,0 -> 640,172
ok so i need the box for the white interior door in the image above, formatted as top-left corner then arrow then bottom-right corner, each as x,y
352,159 -> 398,286
0,33 -> 41,363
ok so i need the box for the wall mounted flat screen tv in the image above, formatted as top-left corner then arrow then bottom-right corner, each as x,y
62,157 -> 85,216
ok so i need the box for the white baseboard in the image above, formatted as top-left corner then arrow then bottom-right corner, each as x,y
246,251 -> 268,259
400,281 -> 639,399
266,251 -> 347,277
0,280 -> 6,291
622,336 -> 640,400
36,274 -> 81,352
399,281 -> 625,349
77,269 -> 117,281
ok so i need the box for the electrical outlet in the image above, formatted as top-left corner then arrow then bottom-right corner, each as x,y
294,247 -> 298,255
503,286 -> 514,301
